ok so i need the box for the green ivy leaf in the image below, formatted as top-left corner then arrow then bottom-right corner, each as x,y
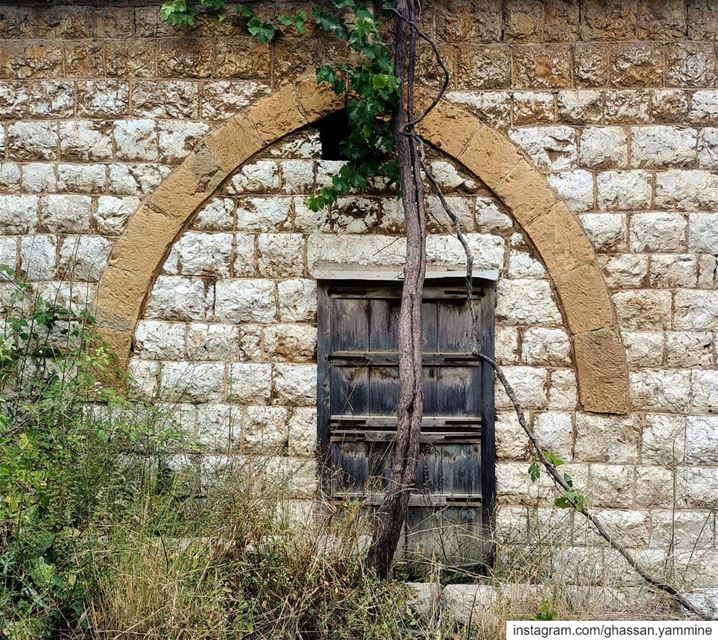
528,461 -> 540,483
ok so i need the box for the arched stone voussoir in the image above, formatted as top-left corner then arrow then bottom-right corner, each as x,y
96,74 -> 630,416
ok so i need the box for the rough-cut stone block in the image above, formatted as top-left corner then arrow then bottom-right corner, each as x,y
649,254 -> 697,289
549,369 -> 578,411
630,369 -> 691,412
629,212 -> 687,252
547,170 -> 594,213
534,411 -> 573,460
132,80 -> 199,119
134,320 -> 186,360
108,163 -> 170,196
613,289 -> 672,330
273,363 -> 317,406
631,126 -> 697,168
580,213 -> 626,252
186,323 -> 239,361
227,363 -> 272,403
236,197 -> 291,231
686,416 -> 718,465
610,43 -> 664,87
496,279 -> 562,325
287,406 -> 318,457
674,290 -> 718,329
160,361 -> 224,403
643,414 -> 685,465
214,279 -> 275,323
508,126 -> 576,171
7,121 -> 58,161
40,195 -> 92,233
57,164 -> 106,193
691,369 -> 718,412
21,163 -> 56,194
168,232 -> 233,277
597,171 -> 652,210
145,275 -> 208,322
496,410 -> 529,461
158,121 -> 209,164
495,365 -> 547,410
19,234 -> 56,281
600,254 -> 648,288
588,464 -> 634,509
193,198 -> 234,231
522,327 -> 571,366
277,278 -> 316,322
688,213 -> 718,253
665,43 -> 717,87
655,170 -> 718,211
94,195 -> 139,235
579,127 -> 628,169
257,233 -> 304,278
59,120 -> 113,161
58,235 -> 112,281
76,80 -> 129,117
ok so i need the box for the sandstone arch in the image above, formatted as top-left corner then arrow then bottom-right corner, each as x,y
95,75 -> 630,415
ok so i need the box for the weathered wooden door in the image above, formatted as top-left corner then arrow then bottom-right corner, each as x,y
317,279 -> 495,574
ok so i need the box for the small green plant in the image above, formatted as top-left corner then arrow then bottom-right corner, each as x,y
528,451 -> 587,513
534,600 -> 557,621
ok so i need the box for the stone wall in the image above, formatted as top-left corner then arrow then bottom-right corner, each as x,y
1,0 -> 717,588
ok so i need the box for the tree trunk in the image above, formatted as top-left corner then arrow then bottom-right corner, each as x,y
366,0 -> 427,579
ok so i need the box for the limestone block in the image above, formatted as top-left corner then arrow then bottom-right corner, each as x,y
426,234 -> 504,271
611,43 -> 664,87
236,196 -> 290,230
277,279 -> 316,322
665,331 -> 713,367
622,331 -> 664,368
593,510 -> 650,547
612,289 -> 672,330
195,403 -> 236,452
575,413 -> 640,464
279,160 -> 314,193
40,195 -> 92,233
597,171 -> 652,210
651,511 -> 715,549
186,323 -> 239,361
307,234 -> 405,269
522,327 -> 571,366
0,163 -> 21,192
0,238 -> 17,271
650,89 -> 690,122
132,80 -> 199,119
94,195 -> 139,235
604,90 -> 651,124
508,251 -> 545,278
534,411 -> 573,460
257,233 -> 305,277
228,161 -> 280,194
665,43 -> 717,87
677,467 -> 718,509
495,410 -> 529,461
273,363 -> 317,405
698,255 -> 717,289
7,121 -> 58,160
108,163 -> 170,196
476,197 -> 512,231
495,366 -> 547,410
511,91 -> 555,125
57,164 -> 106,193
240,405 -> 289,452
691,369 -> 718,412
548,369 -> 578,411
688,213 -> 718,253
429,160 -> 477,192
200,80 -> 268,121
214,279 -> 276,323
293,197 -> 330,233
59,120 -> 113,161
629,211 -> 688,252
58,235 -> 112,281
159,361 -> 224,403
287,406 -> 317,456
674,290 -> 718,330
145,275 -> 208,321
455,45 -> 512,90
548,170 -> 594,212
426,196 -> 475,233
579,127 -> 628,168
446,90 -> 511,129
19,234 -> 56,280
685,416 -> 718,465
698,128 -> 718,168
496,279 -> 561,325
631,126 -> 697,168
582,213 -> 627,253
600,254 -> 648,288
158,121 -> 209,163
588,464 -> 634,509
128,357 -> 159,399
193,198 -> 234,231
134,320 -> 186,360
508,126 -> 577,171
170,232 -> 233,277
21,163 -> 56,193
113,119 -> 158,162
227,363 -> 272,403
629,369 -> 691,412
495,326 -> 519,365
76,80 -> 129,117
649,254 -> 697,288
263,323 -> 316,362
655,170 -> 718,210
557,90 -> 603,124
512,44 -> 572,88
574,44 -> 609,87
